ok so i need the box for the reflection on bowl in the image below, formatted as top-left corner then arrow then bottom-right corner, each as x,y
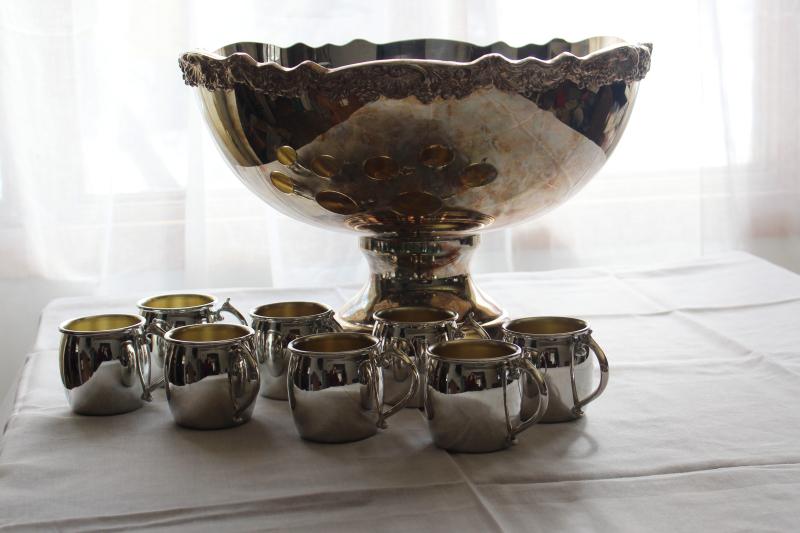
180,37 -> 651,237
180,37 -> 651,329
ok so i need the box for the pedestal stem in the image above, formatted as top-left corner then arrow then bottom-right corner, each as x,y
337,235 -> 505,331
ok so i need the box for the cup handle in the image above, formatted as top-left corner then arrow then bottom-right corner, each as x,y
148,319 -> 169,338
377,339 -> 420,426
362,361 -> 386,429
229,343 -> 259,423
125,339 -> 154,402
451,312 -> 490,339
212,298 -> 248,325
144,319 -> 168,390
571,335 -> 609,416
509,358 -> 549,438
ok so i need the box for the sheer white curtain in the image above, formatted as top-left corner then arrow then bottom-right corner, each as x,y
1,0 -> 799,397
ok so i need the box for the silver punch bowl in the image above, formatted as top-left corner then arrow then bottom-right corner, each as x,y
179,38 -> 652,330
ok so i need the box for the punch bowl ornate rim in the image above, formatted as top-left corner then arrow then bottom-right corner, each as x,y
179,37 -> 652,330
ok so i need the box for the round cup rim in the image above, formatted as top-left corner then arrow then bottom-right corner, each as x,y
164,323 -> 254,345
58,314 -> 145,335
373,306 -> 459,326
502,316 -> 590,338
136,292 -> 217,312
288,332 -> 379,357
427,338 -> 522,364
250,301 -> 334,322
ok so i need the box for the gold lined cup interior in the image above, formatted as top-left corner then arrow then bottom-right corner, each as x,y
292,333 -> 375,353
62,314 -> 141,333
430,340 -> 517,360
169,324 -> 250,343
506,317 -> 587,335
140,294 -> 214,309
376,307 -> 455,323
254,302 -> 329,318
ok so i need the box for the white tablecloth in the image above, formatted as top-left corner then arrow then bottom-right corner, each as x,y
2,252 -> 800,531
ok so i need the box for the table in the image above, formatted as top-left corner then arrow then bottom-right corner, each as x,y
2,252 -> 800,531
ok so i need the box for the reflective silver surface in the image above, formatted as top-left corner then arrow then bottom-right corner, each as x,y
138,294 -> 247,388
287,332 -> 419,443
59,314 -> 155,415
340,235 -> 506,330
424,339 -> 548,453
250,301 -> 341,400
180,37 -> 651,329
501,316 -> 609,422
372,306 -> 488,407
151,322 -> 259,429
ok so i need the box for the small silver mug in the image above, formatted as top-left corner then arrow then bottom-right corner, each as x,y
250,301 -> 341,401
501,317 -> 609,423
424,339 -> 548,453
372,307 -> 489,408
287,332 -> 419,443
59,314 -> 160,415
137,293 -> 247,388
149,322 -> 260,429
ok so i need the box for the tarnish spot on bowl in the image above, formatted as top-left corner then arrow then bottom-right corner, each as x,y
270,171 -> 295,194
419,144 -> 455,169
460,163 -> 498,188
311,155 -> 341,178
316,191 -> 360,215
276,146 -> 298,166
390,191 -> 443,217
364,156 -> 399,180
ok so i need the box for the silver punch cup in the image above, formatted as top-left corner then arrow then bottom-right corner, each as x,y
59,314 -> 160,415
287,332 -> 419,443
372,307 -> 488,407
501,317 -> 609,422
137,293 -> 247,388
250,302 -> 341,400
149,322 -> 260,429
424,339 -> 548,453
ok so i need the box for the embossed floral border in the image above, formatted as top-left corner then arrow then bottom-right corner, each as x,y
179,39 -> 651,103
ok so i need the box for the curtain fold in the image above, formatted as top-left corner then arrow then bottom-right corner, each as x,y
0,0 -> 798,297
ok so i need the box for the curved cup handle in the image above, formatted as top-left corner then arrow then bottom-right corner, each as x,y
125,339 -> 154,402
363,361 -> 386,429
147,319 -> 169,339
451,312 -> 490,339
571,335 -> 609,416
510,358 -> 548,438
213,298 -> 248,325
327,317 -> 344,333
144,319 -> 168,389
229,343 -> 260,423
377,339 -> 420,426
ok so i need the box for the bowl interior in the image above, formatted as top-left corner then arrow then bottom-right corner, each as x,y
217,37 -> 629,68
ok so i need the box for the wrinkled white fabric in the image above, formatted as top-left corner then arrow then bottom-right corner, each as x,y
1,252 -> 799,531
